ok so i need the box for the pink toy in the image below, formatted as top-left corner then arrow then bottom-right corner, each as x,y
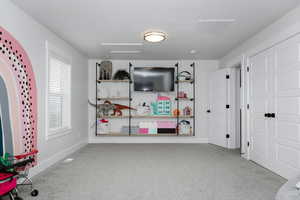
178,91 -> 187,98
157,121 -> 176,129
183,106 -> 192,116
157,96 -> 170,101
139,128 -> 149,134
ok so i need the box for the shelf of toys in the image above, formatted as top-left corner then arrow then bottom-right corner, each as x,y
94,61 -> 195,136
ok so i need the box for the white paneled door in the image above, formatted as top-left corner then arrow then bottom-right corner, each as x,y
249,50 -> 272,168
273,35 -> 300,178
209,69 -> 229,148
249,34 -> 300,179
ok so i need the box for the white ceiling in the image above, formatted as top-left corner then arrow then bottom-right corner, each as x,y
12,0 -> 300,60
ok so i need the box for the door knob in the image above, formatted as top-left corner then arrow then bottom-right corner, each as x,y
270,113 -> 276,118
264,113 -> 271,118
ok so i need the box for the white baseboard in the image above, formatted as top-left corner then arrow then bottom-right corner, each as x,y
89,137 -> 208,144
29,141 -> 87,178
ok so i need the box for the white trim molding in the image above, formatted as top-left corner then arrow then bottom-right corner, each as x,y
89,137 -> 209,144
29,141 -> 87,178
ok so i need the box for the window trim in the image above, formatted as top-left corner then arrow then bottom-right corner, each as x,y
45,41 -> 72,140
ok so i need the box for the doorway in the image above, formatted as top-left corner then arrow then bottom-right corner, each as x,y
234,64 -> 242,153
208,66 -> 243,151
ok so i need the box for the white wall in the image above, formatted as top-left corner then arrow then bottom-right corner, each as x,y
220,5 -> 300,68
88,59 -> 218,143
0,0 -> 89,176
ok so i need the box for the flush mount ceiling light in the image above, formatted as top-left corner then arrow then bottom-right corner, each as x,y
144,31 -> 167,43
190,50 -> 197,54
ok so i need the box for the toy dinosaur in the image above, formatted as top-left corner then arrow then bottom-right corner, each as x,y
88,100 -> 136,116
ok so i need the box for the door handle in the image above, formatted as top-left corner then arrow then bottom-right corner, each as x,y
264,113 -> 275,118
206,110 -> 211,113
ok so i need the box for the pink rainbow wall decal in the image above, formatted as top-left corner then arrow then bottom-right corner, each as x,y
0,26 -> 37,165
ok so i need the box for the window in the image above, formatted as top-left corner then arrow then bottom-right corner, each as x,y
46,42 -> 71,139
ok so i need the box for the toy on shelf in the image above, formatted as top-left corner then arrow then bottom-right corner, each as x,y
137,121 -> 177,135
121,126 -> 139,134
172,109 -> 180,116
183,106 -> 192,116
157,121 -> 177,134
139,122 -> 158,135
136,102 -> 151,116
177,91 -> 187,99
177,71 -> 192,81
113,70 -> 130,80
89,100 -> 136,116
178,120 -> 192,135
97,119 -> 110,134
151,96 -> 171,116
99,61 -> 112,80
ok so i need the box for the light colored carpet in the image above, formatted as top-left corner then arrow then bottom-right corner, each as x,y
19,144 -> 286,200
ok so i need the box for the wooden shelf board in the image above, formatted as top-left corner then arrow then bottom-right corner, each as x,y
97,133 -> 185,137
178,134 -> 193,137
176,98 -> 194,101
96,133 -> 129,136
132,115 -> 194,119
98,115 -> 194,119
97,97 -> 130,101
98,116 -> 130,119
97,80 -> 129,83
96,133 -> 193,137
177,80 -> 194,83
131,134 -> 177,136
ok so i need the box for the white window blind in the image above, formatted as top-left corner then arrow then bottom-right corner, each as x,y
47,49 -> 71,138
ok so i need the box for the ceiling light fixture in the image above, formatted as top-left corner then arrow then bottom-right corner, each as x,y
190,50 -> 197,54
144,31 -> 167,43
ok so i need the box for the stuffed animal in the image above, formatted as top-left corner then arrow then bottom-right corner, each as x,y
88,100 -> 136,117
137,102 -> 151,116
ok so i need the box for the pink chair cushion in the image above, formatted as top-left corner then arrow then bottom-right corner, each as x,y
0,173 -> 17,195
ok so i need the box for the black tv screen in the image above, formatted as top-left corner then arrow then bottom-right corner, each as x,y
134,67 -> 175,92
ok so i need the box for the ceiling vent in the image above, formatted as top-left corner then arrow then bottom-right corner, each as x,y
101,43 -> 143,46
197,19 -> 236,23
197,19 -> 236,35
110,50 -> 141,54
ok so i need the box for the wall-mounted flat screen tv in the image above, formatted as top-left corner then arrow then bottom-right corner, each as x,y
133,67 -> 175,92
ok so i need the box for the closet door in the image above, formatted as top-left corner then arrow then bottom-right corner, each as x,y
249,50 -> 272,168
272,35 -> 300,178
